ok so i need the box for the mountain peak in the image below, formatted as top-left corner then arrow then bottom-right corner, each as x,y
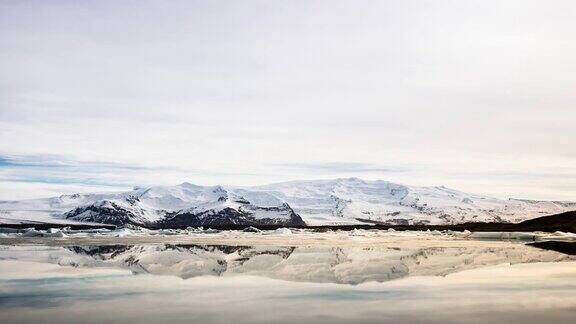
178,182 -> 199,188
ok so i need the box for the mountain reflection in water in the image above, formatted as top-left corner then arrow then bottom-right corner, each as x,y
1,241 -> 576,324
1,242 -> 573,284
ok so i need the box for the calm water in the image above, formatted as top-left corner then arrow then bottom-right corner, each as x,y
1,240 -> 575,324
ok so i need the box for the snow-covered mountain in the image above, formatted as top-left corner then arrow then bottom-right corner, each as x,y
0,178 -> 574,227
252,178 -> 576,225
0,183 -> 305,227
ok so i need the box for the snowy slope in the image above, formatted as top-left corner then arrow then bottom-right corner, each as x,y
0,183 -> 304,227
0,178 -> 574,226
251,178 -> 576,225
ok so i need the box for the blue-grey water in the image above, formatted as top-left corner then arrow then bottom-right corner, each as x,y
1,240 -> 575,324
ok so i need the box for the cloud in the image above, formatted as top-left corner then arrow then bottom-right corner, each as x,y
0,154 -> 152,171
0,1 -> 574,200
274,162 -> 407,173
0,154 -> 174,190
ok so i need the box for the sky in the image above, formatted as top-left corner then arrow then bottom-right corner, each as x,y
0,0 -> 575,200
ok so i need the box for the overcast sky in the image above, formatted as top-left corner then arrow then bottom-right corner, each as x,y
1,0 -> 575,200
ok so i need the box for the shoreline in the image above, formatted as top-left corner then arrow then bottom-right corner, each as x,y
1,211 -> 574,233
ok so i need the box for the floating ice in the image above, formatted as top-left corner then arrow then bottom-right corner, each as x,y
274,228 -> 292,235
21,228 -> 66,238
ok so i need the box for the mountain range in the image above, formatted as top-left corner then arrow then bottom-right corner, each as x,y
0,178 -> 574,227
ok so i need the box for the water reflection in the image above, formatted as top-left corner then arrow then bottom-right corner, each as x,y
1,242 -> 576,324
1,242 -> 573,284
